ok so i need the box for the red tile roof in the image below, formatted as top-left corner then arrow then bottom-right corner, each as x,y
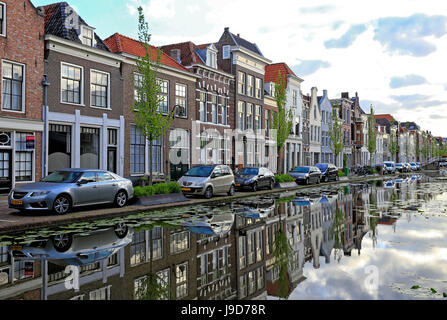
375,114 -> 395,122
104,33 -> 189,72
160,41 -> 203,67
43,3 -> 59,25
265,63 -> 296,84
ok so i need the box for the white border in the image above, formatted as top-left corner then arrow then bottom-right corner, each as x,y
90,69 -> 111,110
60,61 -> 84,106
1,59 -> 26,114
0,2 -> 6,37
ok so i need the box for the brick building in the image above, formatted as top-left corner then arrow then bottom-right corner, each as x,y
104,33 -> 198,181
0,0 -> 45,192
160,41 -> 235,167
42,2 -> 126,177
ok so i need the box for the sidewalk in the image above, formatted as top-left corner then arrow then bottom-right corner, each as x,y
0,173 -> 401,235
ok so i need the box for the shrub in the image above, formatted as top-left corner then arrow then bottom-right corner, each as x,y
338,170 -> 346,177
275,174 -> 295,183
152,183 -> 170,195
134,186 -> 146,197
167,181 -> 181,194
143,186 -> 155,196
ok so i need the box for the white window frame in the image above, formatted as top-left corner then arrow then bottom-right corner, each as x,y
14,132 -> 35,184
81,25 -> 95,47
222,45 -> 230,59
90,69 -> 111,110
175,83 -> 187,118
60,62 -> 84,106
1,59 -> 26,114
0,2 -> 6,37
89,285 -> 111,300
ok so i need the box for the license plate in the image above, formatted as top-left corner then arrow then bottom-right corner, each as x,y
10,245 -> 23,250
235,184 -> 241,187
11,200 -> 23,206
181,188 -> 191,192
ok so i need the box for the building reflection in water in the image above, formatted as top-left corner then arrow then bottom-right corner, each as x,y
0,175 -> 434,300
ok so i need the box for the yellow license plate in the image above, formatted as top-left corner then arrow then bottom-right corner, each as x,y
10,245 -> 23,250
235,184 -> 241,187
181,188 -> 191,192
11,200 -> 23,206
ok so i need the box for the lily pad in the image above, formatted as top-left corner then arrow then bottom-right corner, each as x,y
411,285 -> 421,289
430,288 -> 437,294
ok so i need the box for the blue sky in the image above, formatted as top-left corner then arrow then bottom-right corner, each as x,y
32,0 -> 447,136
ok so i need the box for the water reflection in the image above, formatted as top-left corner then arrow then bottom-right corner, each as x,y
1,174 -> 446,300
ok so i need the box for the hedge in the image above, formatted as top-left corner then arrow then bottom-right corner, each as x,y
134,182 -> 181,197
275,174 -> 295,183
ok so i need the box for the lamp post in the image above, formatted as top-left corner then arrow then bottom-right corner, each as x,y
41,75 -> 50,178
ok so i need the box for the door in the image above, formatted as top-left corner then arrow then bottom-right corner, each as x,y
0,150 -> 12,193
97,171 -> 118,203
211,166 -> 224,193
223,166 -> 234,191
107,147 -> 117,174
258,168 -> 267,187
72,172 -> 99,206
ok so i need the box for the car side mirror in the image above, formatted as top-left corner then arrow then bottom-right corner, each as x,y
77,180 -> 89,185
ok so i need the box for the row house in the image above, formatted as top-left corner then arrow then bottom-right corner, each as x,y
104,33 -> 198,181
331,93 -> 353,168
42,3 -> 125,177
351,93 -> 367,167
0,0 -> 45,193
376,114 -> 398,162
319,90 -> 334,164
302,94 -> 311,166
263,93 -> 278,172
159,41 -> 234,169
216,28 -> 272,169
264,63 -> 303,172
308,87 -> 321,165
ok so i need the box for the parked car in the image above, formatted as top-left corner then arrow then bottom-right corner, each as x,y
395,163 -> 406,173
288,166 -> 322,185
404,163 -> 412,172
178,165 -> 235,199
234,167 -> 275,191
315,163 -> 339,182
416,162 -> 421,170
383,161 -> 396,174
10,223 -> 133,266
409,162 -> 418,171
9,169 -> 134,215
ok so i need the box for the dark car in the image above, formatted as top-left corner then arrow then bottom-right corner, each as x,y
234,167 -> 275,191
315,163 -> 339,182
288,166 -> 322,185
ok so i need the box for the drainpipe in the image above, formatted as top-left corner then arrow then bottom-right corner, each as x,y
41,75 -> 50,178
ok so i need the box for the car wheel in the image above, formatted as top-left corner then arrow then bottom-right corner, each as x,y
53,195 -> 71,215
305,178 -> 309,185
269,179 -> 275,190
252,182 -> 258,192
52,233 -> 73,253
324,176 -> 329,183
115,190 -> 128,208
204,186 -> 213,199
114,223 -> 129,238
317,178 -> 321,184
228,185 -> 235,196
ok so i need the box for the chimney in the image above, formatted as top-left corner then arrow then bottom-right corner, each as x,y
224,27 -> 229,32
341,92 -> 349,99
237,33 -> 240,37
323,89 -> 328,96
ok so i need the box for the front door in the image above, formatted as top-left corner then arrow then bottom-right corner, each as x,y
107,147 -> 117,174
0,150 -> 12,193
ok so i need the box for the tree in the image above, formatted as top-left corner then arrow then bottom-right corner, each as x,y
367,105 -> 377,167
388,131 -> 399,162
132,6 -> 176,186
272,70 -> 293,174
328,102 -> 344,167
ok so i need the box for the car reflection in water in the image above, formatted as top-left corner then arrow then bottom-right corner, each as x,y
182,213 -> 235,236
11,223 -> 133,267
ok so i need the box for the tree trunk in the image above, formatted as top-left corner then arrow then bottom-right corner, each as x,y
277,146 -> 282,174
149,135 -> 153,186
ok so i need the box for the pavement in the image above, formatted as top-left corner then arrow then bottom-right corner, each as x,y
0,173 -> 402,235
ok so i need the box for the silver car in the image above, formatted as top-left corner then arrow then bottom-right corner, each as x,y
8,169 -> 134,215
178,165 -> 235,199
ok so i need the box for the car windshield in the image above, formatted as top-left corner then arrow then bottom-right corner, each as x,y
315,164 -> 328,171
238,168 -> 259,176
410,163 -> 416,166
184,166 -> 214,177
292,167 -> 310,173
385,163 -> 393,167
396,164 -> 402,167
42,171 -> 82,183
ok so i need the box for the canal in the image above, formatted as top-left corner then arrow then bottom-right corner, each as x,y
0,173 -> 446,300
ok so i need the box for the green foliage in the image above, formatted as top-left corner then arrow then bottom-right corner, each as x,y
134,182 -> 181,197
389,131 -> 399,161
331,208 -> 345,263
367,105 -> 377,166
135,272 -> 171,300
430,288 -> 437,294
411,285 -> 421,290
132,7 -> 176,186
272,229 -> 293,299
272,70 -> 293,174
275,174 -> 295,183
329,102 -> 344,167
338,170 -> 346,177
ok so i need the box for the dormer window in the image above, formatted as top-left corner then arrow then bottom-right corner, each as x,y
269,83 -> 275,97
206,50 -> 217,69
0,2 -> 6,37
81,26 -> 94,47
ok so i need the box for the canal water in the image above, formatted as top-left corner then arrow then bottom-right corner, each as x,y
0,174 -> 446,300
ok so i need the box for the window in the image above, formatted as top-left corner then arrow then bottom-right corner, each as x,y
269,82 -> 275,97
97,172 -> 114,182
247,75 -> 254,97
238,72 -> 246,95
157,79 -> 169,113
61,63 -> 82,104
15,132 -> 33,182
239,275 -> 247,298
2,61 -> 24,111
176,262 -> 188,299
90,70 -> 109,108
239,236 -> 246,269
170,231 -> 190,254
246,104 -> 253,130
222,45 -> 230,59
255,78 -> 262,99
48,124 -> 71,173
206,50 -> 217,68
89,286 -> 111,300
247,232 -> 256,265
130,231 -> 146,266
133,73 -> 143,102
0,3 -> 6,36
150,137 -> 162,174
222,97 -> 228,125
199,92 -> 206,122
80,127 -> 100,169
81,26 -> 94,47
151,227 -> 163,260
293,90 -> 297,106
256,267 -> 264,290
130,125 -> 145,174
238,101 -> 245,130
211,94 -> 217,124
265,110 -> 270,134
78,172 -> 97,184
175,84 -> 187,117
255,105 -> 262,130
248,271 -> 255,295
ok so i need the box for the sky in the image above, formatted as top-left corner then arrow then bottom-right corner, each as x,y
32,0 -> 447,136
